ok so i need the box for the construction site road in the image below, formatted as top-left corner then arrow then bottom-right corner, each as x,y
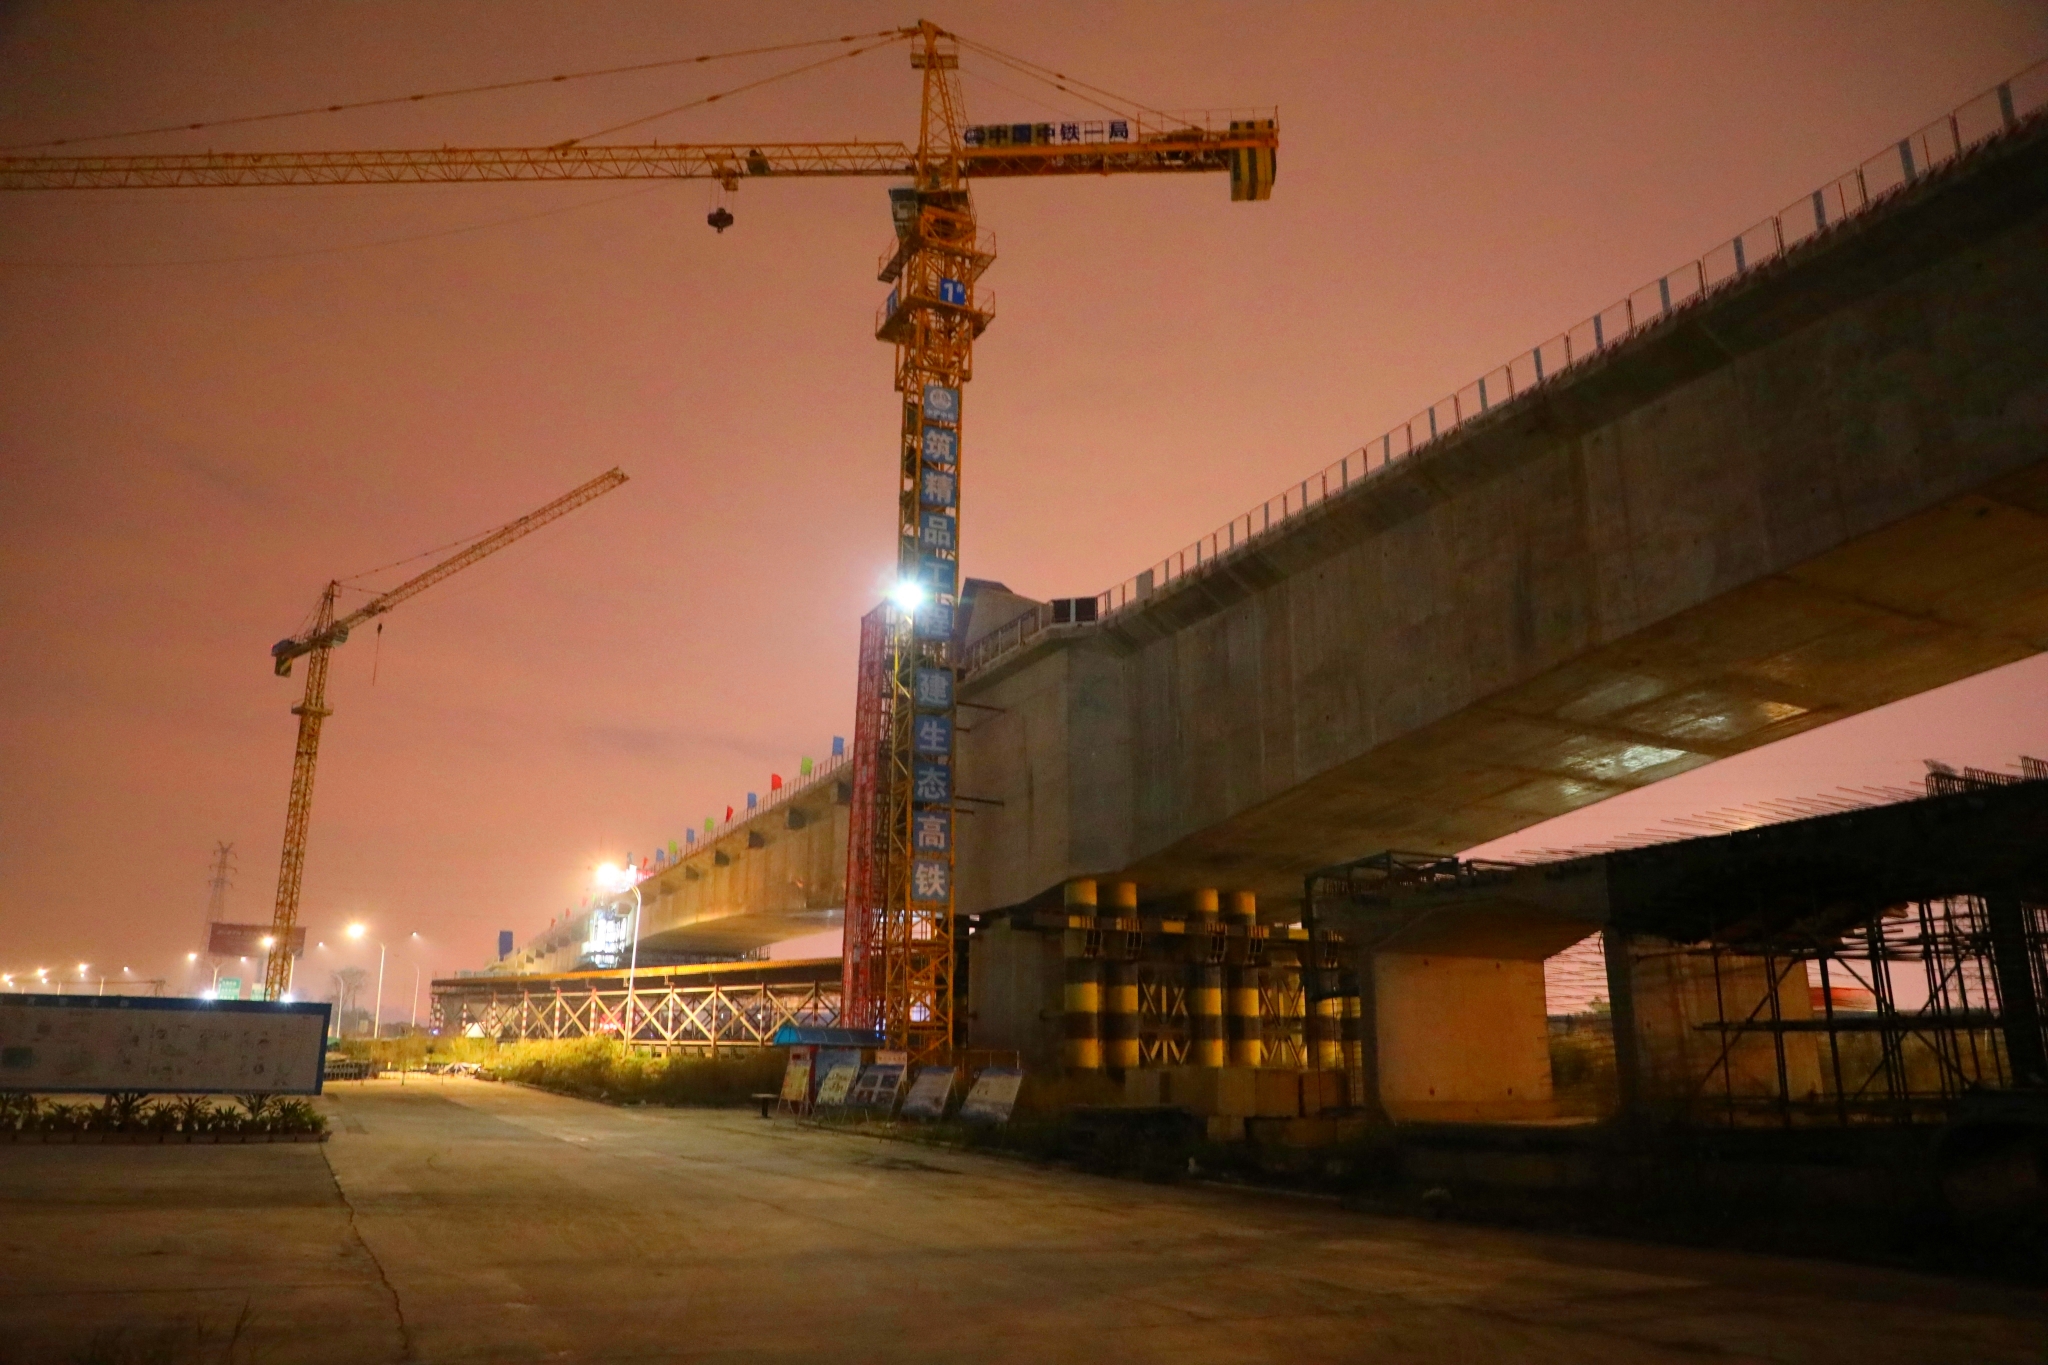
0,1075 -> 2041,1364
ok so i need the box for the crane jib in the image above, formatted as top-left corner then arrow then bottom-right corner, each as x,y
0,131 -> 1276,192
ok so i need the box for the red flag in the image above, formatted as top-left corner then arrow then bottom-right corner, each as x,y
725,805 -> 734,822
770,773 -> 783,791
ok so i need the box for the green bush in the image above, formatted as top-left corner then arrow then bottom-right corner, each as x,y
486,1039 -> 788,1107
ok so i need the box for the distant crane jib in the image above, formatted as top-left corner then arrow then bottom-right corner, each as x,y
260,467 -> 627,1000
271,466 -> 627,674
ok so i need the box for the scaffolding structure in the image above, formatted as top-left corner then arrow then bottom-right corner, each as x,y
1628,893 -> 2045,1127
841,606 -> 890,1033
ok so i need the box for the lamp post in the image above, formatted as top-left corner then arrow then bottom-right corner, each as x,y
347,923 -> 387,1039
407,932 -> 423,1030
596,863 -> 644,1046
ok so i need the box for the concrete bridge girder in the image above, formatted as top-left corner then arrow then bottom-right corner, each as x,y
956,119 -> 2048,922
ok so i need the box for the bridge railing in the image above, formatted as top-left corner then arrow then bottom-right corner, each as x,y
1074,59 -> 2048,629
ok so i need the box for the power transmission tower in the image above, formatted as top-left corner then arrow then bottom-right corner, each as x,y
200,840 -> 236,952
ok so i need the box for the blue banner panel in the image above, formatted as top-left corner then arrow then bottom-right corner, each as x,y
913,809 -> 951,854
914,668 -> 954,710
922,384 -> 961,425
911,858 -> 952,903
919,553 -> 957,597
913,713 -> 953,756
913,762 -> 951,804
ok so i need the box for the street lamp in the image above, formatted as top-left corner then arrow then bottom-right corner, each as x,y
347,922 -> 387,1040
595,862 -> 644,1044
408,932 -> 424,1030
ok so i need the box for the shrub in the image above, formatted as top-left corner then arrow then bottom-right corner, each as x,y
487,1039 -> 787,1107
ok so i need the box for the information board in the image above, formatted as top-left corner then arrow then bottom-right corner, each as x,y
899,1066 -> 954,1120
813,1060 -> 860,1108
959,1067 -> 1024,1125
847,1063 -> 905,1111
777,1049 -> 814,1106
0,995 -> 331,1095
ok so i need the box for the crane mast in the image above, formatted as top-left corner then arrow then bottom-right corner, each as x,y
262,467 -> 628,999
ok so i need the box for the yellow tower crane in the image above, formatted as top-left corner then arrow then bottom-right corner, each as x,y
0,21 -> 1277,1056
261,468 -> 628,999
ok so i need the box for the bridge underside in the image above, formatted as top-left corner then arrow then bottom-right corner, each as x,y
1129,466 -> 2048,906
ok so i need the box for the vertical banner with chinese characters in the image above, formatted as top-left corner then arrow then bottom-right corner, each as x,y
910,382 -> 960,931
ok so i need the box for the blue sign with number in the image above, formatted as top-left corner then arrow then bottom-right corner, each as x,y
939,277 -> 966,307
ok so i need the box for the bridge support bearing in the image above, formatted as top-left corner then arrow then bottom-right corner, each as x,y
1225,891 -> 1263,1068
1188,889 -> 1226,1068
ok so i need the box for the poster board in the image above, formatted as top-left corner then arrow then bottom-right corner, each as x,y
777,1048 -> 814,1108
899,1066 -> 955,1120
958,1067 -> 1024,1125
814,1060 -> 861,1108
847,1063 -> 905,1111
0,995 -> 331,1095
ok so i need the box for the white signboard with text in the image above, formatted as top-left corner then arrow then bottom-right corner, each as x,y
0,995 -> 331,1095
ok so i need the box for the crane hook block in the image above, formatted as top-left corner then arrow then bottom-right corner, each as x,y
707,207 -> 734,233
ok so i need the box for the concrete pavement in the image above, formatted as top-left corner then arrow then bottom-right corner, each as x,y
1,1076 -> 2042,1363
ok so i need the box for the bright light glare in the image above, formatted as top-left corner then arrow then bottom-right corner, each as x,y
346,923 -> 366,940
887,579 -> 926,613
186,952 -> 198,963
77,963 -> 88,974
260,936 -> 276,949
595,862 -> 629,894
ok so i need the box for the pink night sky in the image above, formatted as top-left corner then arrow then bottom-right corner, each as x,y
2,2 -> 2044,1000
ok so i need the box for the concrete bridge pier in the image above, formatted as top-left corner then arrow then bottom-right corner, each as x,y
1363,949 -> 1556,1122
